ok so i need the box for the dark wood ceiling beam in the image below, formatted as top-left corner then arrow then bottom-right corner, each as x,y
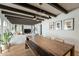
2,11 -> 33,18
7,17 -> 41,25
14,3 -> 57,17
6,16 -> 41,23
48,3 -> 68,13
5,15 -> 40,22
5,15 -> 31,20
8,19 -> 41,25
0,4 -> 49,19
5,14 -> 43,21
7,16 -> 41,22
2,11 -> 44,21
5,14 -> 32,19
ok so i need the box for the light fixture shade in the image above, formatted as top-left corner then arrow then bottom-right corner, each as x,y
39,3 -> 43,5
33,16 -> 37,20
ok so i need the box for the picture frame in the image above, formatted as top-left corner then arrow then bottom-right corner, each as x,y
49,22 -> 54,30
63,18 -> 74,30
55,20 -> 62,30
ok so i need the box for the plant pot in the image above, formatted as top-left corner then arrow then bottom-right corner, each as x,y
1,44 -> 9,50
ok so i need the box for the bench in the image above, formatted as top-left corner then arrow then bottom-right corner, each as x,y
25,36 -> 53,56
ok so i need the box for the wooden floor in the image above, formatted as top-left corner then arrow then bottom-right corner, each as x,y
0,43 -> 79,56
0,43 -> 35,56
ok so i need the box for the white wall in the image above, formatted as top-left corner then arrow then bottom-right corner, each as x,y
24,25 -> 31,29
35,23 -> 41,35
42,20 -> 49,36
42,8 -> 79,51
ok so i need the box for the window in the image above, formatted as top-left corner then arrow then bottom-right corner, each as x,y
16,24 -> 22,33
3,20 -> 8,33
0,18 -> 1,26
3,20 -> 7,27
0,18 -> 1,34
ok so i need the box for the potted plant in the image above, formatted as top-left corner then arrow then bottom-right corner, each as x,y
1,32 -> 13,50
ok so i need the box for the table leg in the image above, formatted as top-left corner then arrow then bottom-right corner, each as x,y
70,46 -> 75,56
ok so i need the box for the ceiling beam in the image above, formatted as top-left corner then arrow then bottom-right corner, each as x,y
14,3 -> 57,17
5,14 -> 44,21
5,15 -> 31,20
7,16 -> 41,22
0,4 -> 49,19
7,17 -> 41,25
2,11 -> 33,18
5,15 -> 42,22
2,11 -> 44,21
8,19 -> 41,25
48,3 -> 68,14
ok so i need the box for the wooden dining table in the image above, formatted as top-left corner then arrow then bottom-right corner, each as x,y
29,36 -> 75,56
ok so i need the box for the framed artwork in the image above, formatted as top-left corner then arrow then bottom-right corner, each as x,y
63,18 -> 74,30
49,22 -> 54,30
55,21 -> 62,30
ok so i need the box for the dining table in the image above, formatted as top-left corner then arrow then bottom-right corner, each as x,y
27,36 -> 75,56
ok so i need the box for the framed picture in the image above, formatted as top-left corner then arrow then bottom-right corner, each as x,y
55,21 -> 62,30
49,22 -> 54,30
63,18 -> 74,30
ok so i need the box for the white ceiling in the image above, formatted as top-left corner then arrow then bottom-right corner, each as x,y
1,3 -> 79,25
1,3 -> 48,17
29,3 -> 62,15
59,3 -> 79,11
1,3 -> 79,17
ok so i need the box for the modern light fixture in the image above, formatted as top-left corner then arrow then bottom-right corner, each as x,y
33,16 -> 41,21
49,16 -> 51,19
39,3 -> 43,5
33,16 -> 37,20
